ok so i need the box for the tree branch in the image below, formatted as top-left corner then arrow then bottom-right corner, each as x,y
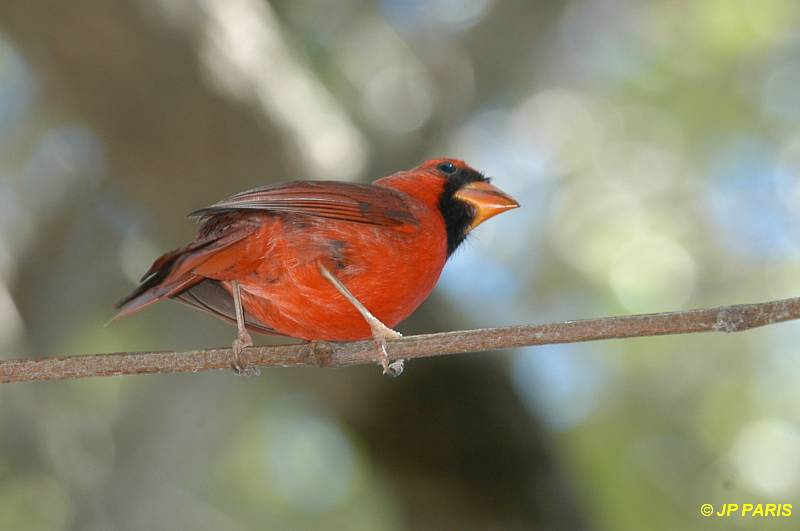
2,296 -> 799,384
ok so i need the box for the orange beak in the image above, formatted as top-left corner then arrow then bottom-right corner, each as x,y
454,180 -> 519,230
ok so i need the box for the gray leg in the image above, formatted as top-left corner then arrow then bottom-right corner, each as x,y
231,280 -> 259,376
319,264 -> 404,376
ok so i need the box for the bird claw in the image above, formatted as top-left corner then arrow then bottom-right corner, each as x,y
381,328 -> 403,340
384,358 -> 405,377
373,329 -> 404,377
366,315 -> 402,340
231,332 -> 260,377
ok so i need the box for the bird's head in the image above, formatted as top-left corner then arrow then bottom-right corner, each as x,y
377,158 -> 519,255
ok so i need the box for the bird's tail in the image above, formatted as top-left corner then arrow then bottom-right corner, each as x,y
112,216 -> 260,323
112,241 -> 212,322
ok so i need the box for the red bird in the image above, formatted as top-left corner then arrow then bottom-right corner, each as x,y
114,159 -> 518,375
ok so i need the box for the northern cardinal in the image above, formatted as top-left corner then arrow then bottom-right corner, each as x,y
114,159 -> 518,375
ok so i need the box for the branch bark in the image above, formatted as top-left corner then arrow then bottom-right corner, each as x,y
2,296 -> 799,384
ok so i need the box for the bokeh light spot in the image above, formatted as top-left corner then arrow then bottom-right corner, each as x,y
609,236 -> 696,313
264,414 -> 358,513
731,418 -> 800,496
511,344 -> 616,431
362,66 -> 434,134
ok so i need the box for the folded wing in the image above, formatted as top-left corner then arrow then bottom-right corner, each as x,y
189,181 -> 417,228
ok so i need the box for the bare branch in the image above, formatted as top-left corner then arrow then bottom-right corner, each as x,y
2,296 -> 799,384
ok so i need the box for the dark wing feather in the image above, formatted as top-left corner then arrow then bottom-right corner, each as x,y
175,279 -> 277,335
188,181 -> 417,227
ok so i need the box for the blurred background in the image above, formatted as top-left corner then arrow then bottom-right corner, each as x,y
1,1 -> 799,529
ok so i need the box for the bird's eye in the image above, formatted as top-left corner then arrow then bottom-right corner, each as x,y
437,161 -> 457,174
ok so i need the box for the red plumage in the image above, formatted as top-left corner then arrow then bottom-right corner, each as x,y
114,158 -> 518,372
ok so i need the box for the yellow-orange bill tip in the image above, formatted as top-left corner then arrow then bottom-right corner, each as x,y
454,181 -> 519,230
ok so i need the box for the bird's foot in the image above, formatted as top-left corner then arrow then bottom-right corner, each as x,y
368,321 -> 404,377
231,330 -> 260,377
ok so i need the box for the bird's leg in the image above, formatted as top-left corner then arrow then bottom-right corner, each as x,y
318,264 -> 404,377
231,280 -> 260,376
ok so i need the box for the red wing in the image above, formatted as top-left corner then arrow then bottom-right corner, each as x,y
188,181 -> 417,227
